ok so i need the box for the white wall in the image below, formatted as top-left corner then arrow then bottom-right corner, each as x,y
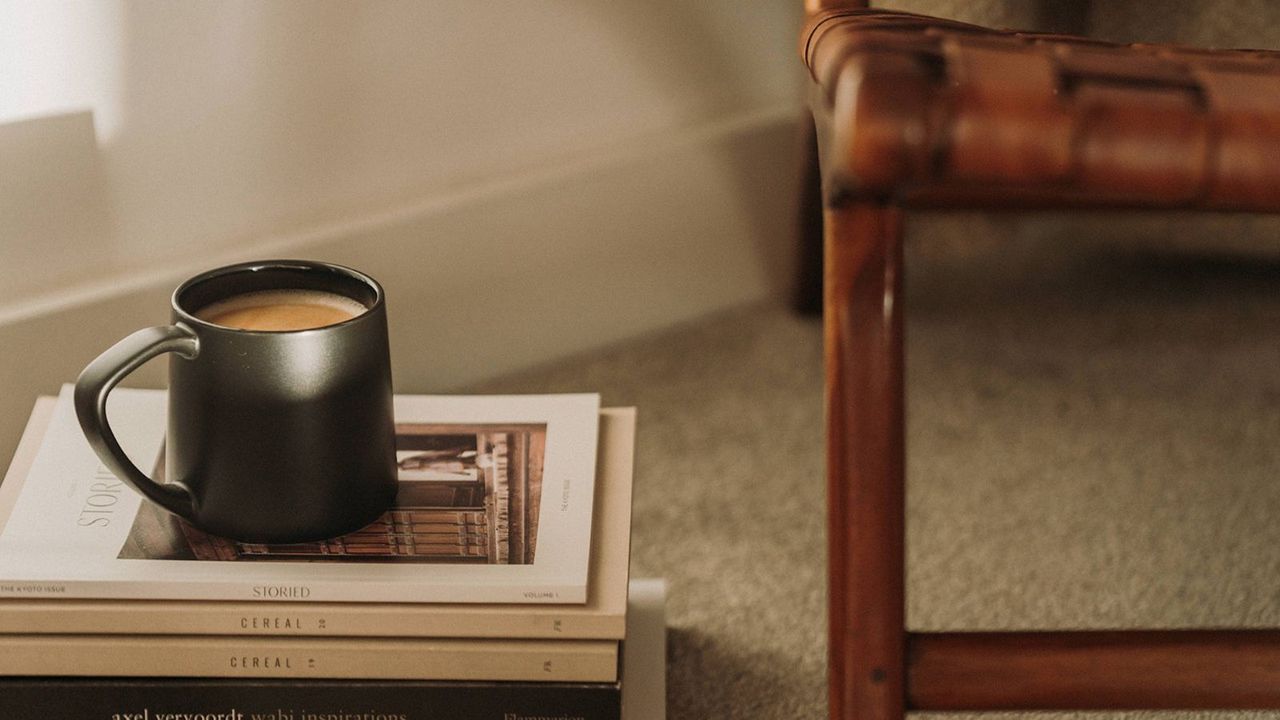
0,1 -> 803,307
0,1 -> 805,462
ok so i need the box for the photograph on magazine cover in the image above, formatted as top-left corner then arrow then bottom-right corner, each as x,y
119,423 -> 547,565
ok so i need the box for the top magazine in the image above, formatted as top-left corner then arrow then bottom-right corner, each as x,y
0,387 -> 600,603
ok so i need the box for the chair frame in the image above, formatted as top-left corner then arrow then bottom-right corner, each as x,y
805,8 -> 1280,720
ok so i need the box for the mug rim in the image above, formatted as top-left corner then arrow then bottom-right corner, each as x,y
171,259 -> 385,335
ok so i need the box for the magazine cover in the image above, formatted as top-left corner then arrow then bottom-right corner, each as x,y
0,386 -> 600,603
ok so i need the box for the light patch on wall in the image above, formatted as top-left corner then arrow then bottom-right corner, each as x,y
0,0 -> 124,141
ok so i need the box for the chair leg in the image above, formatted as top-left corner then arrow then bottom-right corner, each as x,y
825,202 -> 906,720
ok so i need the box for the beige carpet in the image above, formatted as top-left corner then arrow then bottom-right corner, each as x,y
472,227 -> 1280,719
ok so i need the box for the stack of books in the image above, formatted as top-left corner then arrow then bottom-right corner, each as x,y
0,389 -> 661,719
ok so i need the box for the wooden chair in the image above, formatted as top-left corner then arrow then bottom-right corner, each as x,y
804,7 -> 1280,720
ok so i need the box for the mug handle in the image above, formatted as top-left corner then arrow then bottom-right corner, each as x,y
74,324 -> 200,520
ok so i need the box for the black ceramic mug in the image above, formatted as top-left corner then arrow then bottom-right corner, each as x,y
74,260 -> 398,543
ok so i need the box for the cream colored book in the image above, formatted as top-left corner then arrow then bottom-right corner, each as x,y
0,633 -> 617,682
0,398 -> 634,639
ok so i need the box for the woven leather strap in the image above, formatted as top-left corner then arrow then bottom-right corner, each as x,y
803,9 -> 1280,210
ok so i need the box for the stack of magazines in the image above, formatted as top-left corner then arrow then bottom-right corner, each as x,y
0,388 -> 662,720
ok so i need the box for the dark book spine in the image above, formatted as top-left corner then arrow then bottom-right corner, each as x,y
0,677 -> 620,720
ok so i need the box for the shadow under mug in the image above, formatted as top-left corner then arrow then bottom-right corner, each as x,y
74,260 -> 398,543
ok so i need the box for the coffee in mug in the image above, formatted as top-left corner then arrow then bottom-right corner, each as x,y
195,289 -> 367,331
74,260 -> 398,543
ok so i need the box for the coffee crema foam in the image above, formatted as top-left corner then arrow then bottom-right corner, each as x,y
195,289 -> 367,331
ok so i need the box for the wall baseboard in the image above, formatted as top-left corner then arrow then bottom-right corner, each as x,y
0,106 -> 803,463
